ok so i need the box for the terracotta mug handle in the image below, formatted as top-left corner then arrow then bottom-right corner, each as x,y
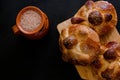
12,25 -> 21,35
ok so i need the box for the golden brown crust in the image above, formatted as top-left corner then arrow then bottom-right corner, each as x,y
91,41 -> 120,80
59,24 -> 100,65
57,0 -> 119,80
101,60 -> 120,80
74,0 -> 117,36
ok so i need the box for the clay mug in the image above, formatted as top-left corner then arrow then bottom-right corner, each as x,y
12,6 -> 49,40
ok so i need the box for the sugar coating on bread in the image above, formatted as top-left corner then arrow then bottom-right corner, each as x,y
20,10 -> 41,32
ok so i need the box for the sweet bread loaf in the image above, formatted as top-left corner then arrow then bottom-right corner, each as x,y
57,0 -> 120,80
72,0 -> 117,36
92,41 -> 120,80
59,24 -> 100,65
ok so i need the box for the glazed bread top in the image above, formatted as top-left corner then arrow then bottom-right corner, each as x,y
72,0 -> 117,35
59,24 -> 100,65
58,0 -> 119,80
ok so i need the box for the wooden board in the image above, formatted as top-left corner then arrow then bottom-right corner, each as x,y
57,18 -> 120,80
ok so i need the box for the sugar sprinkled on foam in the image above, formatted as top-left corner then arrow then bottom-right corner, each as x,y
20,10 -> 41,32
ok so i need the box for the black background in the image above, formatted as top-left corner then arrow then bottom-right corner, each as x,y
0,0 -> 120,80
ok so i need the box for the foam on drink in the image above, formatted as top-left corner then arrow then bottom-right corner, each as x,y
20,10 -> 41,32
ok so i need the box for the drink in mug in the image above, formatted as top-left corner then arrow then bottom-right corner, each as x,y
12,6 -> 49,40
